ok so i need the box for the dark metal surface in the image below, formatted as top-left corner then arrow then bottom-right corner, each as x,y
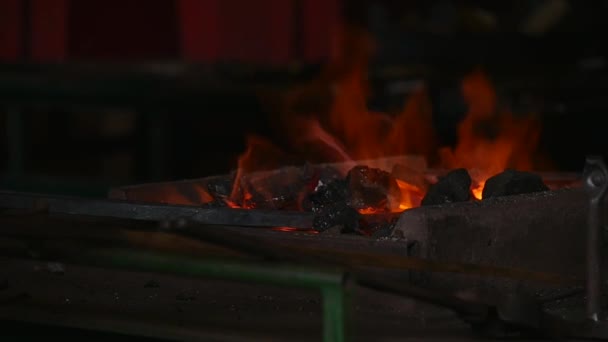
0,190 -> 606,339
0,256 -> 474,341
0,191 -> 314,228
392,187 -> 589,291
0,214 -> 584,339
0,209 -> 576,340
179,224 -> 574,286
583,156 -> 608,321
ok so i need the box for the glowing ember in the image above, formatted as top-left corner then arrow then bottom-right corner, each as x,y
395,179 -> 424,210
271,226 -> 319,234
471,182 -> 484,200
358,207 -> 382,215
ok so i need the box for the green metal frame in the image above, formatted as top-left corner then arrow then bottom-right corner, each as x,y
86,249 -> 348,342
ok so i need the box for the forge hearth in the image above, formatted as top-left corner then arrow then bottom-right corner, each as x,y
0,156 -> 604,340
109,156 -> 581,235
107,156 -> 587,287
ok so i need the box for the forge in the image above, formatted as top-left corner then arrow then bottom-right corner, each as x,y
3,2 -> 608,339
0,155 -> 603,340
1,65 -> 602,339
106,153 -> 587,282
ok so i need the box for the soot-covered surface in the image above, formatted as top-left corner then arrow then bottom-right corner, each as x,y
0,257 -> 472,341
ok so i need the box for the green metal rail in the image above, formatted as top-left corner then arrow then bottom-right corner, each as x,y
85,249 -> 349,342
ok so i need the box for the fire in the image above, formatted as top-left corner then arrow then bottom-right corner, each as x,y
471,183 -> 485,200
395,179 -> 424,210
222,28 -> 542,213
322,27 -> 436,162
440,70 -> 541,199
228,135 -> 288,208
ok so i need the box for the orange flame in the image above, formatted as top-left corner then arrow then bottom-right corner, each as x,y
229,136 -> 288,208
395,179 -> 425,210
440,70 -> 541,199
226,28 -> 543,212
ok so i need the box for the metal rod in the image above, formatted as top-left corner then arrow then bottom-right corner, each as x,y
588,197 -> 603,320
583,156 -> 607,321
0,191 -> 314,228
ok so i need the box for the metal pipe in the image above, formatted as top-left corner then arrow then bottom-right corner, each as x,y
583,156 -> 607,321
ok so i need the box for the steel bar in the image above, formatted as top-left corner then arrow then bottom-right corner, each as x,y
0,191 -> 314,228
583,156 -> 607,321
0,210 -> 576,285
179,224 -> 578,285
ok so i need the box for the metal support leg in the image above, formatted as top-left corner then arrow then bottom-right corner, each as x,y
583,156 -> 607,321
322,285 -> 346,342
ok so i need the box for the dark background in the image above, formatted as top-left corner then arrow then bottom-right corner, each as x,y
1,0 -> 607,196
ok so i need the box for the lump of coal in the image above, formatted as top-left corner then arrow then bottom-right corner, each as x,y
194,175 -> 236,208
482,169 -> 549,199
312,202 -> 361,233
347,165 -> 402,212
232,166 -> 312,210
309,165 -> 406,234
205,175 -> 233,200
309,179 -> 359,232
309,179 -> 349,212
421,168 -> 471,206
236,164 -> 345,211
298,164 -> 343,211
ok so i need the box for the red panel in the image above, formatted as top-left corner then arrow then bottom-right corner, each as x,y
218,0 -> 294,65
178,0 -> 342,64
177,0 -> 220,62
265,0 -> 294,64
30,0 -> 68,61
0,0 -> 22,61
179,0 -> 294,65
68,0 -> 179,60
302,0 -> 342,62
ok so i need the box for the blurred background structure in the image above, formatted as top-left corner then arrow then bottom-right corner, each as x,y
1,0 -> 607,196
